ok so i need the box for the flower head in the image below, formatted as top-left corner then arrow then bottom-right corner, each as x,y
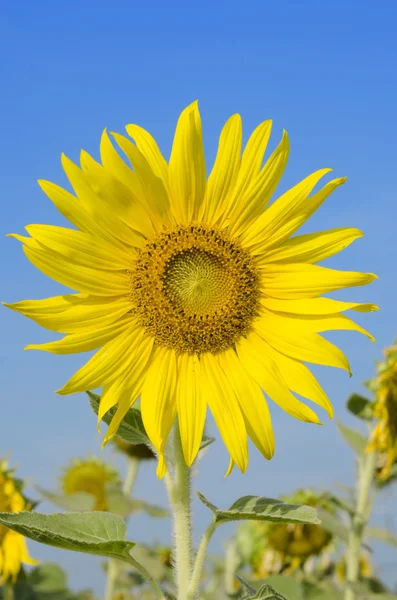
61,457 -> 119,511
7,102 -> 377,476
0,460 -> 38,582
236,489 -> 333,577
368,343 -> 397,480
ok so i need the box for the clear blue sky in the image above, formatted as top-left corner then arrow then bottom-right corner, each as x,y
1,0 -> 396,594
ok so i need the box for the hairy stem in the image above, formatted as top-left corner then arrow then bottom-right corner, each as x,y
344,449 -> 377,600
186,521 -> 217,600
104,456 -> 139,600
165,424 -> 193,600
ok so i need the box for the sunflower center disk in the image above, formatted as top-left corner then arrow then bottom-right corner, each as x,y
130,224 -> 260,354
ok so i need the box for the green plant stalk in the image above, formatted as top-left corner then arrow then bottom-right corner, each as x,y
165,424 -> 193,600
4,582 -> 14,600
186,520 -> 217,600
104,456 -> 139,600
344,449 -> 377,600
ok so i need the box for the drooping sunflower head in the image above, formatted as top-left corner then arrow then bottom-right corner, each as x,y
237,489 -> 333,577
61,457 -> 120,511
0,460 -> 38,582
367,343 -> 397,481
7,101 -> 378,477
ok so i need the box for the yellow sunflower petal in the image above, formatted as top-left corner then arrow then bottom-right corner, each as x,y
141,347 -> 178,473
202,114 -> 242,224
25,224 -> 133,270
254,315 -> 351,374
23,246 -> 130,297
125,123 -> 169,192
100,129 -> 138,190
283,313 -> 375,342
169,100 -> 206,222
103,336 -> 155,441
62,154 -> 145,248
260,297 -> 379,315
201,353 -> 248,473
80,150 -> 155,239
4,295 -> 131,333
237,332 -> 321,424
219,119 -> 272,225
57,324 -> 145,394
260,263 -> 377,299
262,227 -> 363,264
25,316 -> 132,354
176,354 -> 206,467
229,129 -> 290,237
219,349 -> 275,459
111,132 -> 171,222
264,345 -> 333,417
38,179 -> 111,241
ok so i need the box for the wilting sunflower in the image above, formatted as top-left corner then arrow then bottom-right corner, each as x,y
236,489 -> 333,578
0,460 -> 37,582
367,343 -> 397,480
6,102 -> 377,476
62,457 -> 119,511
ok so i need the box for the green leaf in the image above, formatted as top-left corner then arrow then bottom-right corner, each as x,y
365,525 -> 397,547
320,492 -> 355,516
337,422 -> 367,455
28,563 -> 67,592
105,485 -> 169,519
36,487 -> 95,512
247,583 -> 289,599
0,511 -> 135,563
88,392 -> 152,447
262,576 -> 303,600
88,391 -> 215,453
316,508 -> 350,544
347,394 -> 374,421
197,492 -> 320,525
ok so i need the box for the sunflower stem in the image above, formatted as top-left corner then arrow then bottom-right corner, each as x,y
186,520 -> 217,600
166,423 -> 193,600
4,583 -> 13,600
344,448 -> 377,600
104,456 -> 139,600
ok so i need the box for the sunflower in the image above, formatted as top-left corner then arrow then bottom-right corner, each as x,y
0,460 -> 37,582
6,101 -> 377,477
236,489 -> 333,578
61,457 -> 119,511
367,343 -> 397,480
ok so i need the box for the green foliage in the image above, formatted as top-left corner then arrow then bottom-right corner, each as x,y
88,392 -> 153,447
197,492 -> 320,525
0,511 -> 135,563
0,563 -> 94,600
346,394 -> 374,421
337,422 -> 368,455
36,487 -> 95,512
88,391 -> 215,452
365,526 -> 397,547
106,484 -> 169,519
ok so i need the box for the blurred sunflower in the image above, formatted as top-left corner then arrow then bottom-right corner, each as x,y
236,489 -> 333,578
61,457 -> 119,511
7,101 -> 377,476
367,343 -> 397,481
0,460 -> 38,582
336,552 -> 372,583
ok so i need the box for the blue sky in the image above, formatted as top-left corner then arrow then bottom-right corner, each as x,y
1,0 -> 396,594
